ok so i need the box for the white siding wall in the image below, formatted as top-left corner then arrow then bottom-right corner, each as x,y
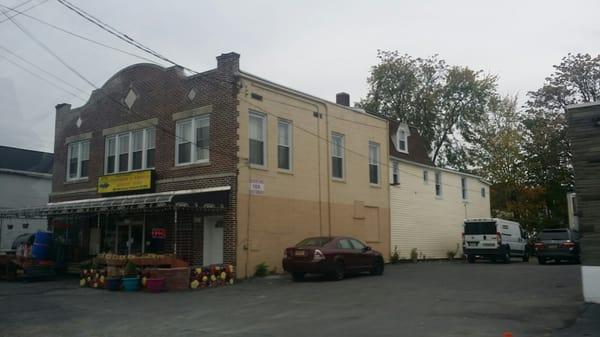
390,161 -> 491,259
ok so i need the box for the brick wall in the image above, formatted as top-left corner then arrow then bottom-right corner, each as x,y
49,52 -> 241,268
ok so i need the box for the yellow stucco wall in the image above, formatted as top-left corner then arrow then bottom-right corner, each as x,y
389,159 -> 491,259
235,76 -> 390,278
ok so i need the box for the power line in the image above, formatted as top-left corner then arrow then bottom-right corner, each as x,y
0,52 -> 85,100
0,0 -> 47,23
0,3 -> 159,64
1,8 -> 97,89
5,1 -> 484,193
56,0 -> 197,74
0,44 -> 88,94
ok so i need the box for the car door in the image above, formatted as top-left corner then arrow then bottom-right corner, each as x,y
337,238 -> 358,270
349,239 -> 371,270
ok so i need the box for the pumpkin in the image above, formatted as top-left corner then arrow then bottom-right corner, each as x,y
191,280 -> 199,289
80,278 -> 86,287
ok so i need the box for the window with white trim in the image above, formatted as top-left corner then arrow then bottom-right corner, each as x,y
391,161 -> 399,185
369,141 -> 380,185
277,119 -> 292,170
176,115 -> 210,165
331,132 -> 345,179
481,187 -> 486,198
435,171 -> 442,197
396,126 -> 409,153
67,140 -> 89,180
423,170 -> 429,184
461,177 -> 468,200
249,112 -> 266,167
105,127 -> 155,174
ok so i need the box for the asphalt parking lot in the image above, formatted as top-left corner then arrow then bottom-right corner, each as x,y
0,260 -> 583,337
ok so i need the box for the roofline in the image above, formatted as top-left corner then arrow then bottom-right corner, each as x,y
238,70 -> 388,122
0,168 -> 52,179
565,101 -> 600,110
0,145 -> 53,156
389,155 -> 491,185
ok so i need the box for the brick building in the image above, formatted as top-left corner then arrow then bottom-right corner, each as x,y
43,52 -> 392,277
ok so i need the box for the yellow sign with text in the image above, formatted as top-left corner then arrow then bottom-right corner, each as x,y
97,170 -> 152,194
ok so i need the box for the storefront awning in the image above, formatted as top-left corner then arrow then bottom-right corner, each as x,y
0,186 -> 230,217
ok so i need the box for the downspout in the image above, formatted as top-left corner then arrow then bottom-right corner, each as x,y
173,206 -> 178,256
324,105 -> 332,237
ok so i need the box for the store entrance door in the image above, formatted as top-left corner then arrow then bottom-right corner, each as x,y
117,220 -> 145,255
203,216 -> 223,265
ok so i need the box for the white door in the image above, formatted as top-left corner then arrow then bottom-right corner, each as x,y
203,216 -> 224,265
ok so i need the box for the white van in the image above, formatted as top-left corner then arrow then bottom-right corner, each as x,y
462,218 -> 529,263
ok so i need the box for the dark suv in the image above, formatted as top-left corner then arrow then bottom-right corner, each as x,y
534,229 -> 580,264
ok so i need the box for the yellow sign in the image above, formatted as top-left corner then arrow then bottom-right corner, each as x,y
97,170 -> 152,193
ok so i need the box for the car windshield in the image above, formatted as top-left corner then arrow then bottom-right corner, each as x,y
539,230 -> 569,240
464,222 -> 497,235
295,237 -> 332,247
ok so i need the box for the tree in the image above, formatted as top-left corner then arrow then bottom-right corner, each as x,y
357,50 -> 498,169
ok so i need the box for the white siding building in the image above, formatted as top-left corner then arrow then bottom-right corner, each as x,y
387,122 -> 491,259
0,146 -> 52,251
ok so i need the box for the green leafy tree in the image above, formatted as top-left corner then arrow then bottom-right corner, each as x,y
358,50 -> 498,169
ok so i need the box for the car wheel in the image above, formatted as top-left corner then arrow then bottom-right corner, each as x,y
331,261 -> 345,281
573,256 -> 581,264
371,259 -> 384,276
522,252 -> 529,262
291,272 -> 305,282
538,257 -> 546,265
467,255 -> 476,263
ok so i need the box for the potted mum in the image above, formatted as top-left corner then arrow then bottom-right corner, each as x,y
121,261 -> 140,291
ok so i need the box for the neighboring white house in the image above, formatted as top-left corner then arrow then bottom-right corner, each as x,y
566,192 -> 579,232
0,146 -> 52,251
387,121 -> 492,259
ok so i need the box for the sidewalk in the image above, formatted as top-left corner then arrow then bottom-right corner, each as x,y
553,303 -> 600,336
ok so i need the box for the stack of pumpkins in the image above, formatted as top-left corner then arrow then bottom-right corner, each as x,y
80,268 -> 107,289
190,264 -> 235,289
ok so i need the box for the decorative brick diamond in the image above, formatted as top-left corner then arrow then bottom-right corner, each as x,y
124,89 -> 137,109
76,117 -> 82,128
187,88 -> 197,101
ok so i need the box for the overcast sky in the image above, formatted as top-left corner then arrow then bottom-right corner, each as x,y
1,0 -> 599,153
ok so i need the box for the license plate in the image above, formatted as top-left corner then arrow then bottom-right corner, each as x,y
482,243 -> 495,247
547,244 -> 558,249
294,250 -> 305,257
468,242 -> 478,247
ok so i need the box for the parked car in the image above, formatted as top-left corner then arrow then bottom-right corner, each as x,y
462,218 -> 529,263
282,236 -> 384,281
534,229 -> 580,264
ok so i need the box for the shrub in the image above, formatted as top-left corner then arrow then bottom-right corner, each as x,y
255,262 -> 268,277
390,246 -> 400,264
123,261 -> 138,278
446,243 -> 459,260
410,248 -> 418,263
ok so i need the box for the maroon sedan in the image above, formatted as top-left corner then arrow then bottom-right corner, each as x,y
282,236 -> 384,281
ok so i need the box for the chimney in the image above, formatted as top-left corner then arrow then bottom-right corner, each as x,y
55,103 -> 71,114
216,52 -> 240,73
336,92 -> 350,106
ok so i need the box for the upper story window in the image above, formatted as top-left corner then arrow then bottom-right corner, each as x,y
435,171 -> 442,197
423,170 -> 429,184
249,111 -> 266,167
106,127 -> 155,174
176,116 -> 209,166
369,141 -> 380,185
277,119 -> 292,171
396,125 -> 409,153
391,161 -> 399,185
461,177 -> 468,200
67,140 -> 89,180
481,187 -> 486,198
331,132 -> 345,180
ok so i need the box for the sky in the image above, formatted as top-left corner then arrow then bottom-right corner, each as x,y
0,0 -> 599,153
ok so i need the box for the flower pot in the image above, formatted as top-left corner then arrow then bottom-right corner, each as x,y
122,277 -> 139,291
106,277 -> 121,291
146,277 -> 166,293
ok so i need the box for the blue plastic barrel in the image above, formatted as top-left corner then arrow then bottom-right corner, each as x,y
32,231 -> 52,260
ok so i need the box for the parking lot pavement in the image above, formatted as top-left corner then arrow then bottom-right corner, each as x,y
0,261 -> 584,337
